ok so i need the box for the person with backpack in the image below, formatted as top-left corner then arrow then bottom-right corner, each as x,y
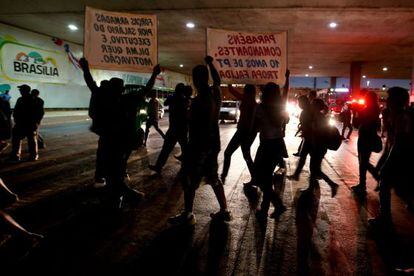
369,87 -> 414,227
351,91 -> 382,196
304,99 -> 339,197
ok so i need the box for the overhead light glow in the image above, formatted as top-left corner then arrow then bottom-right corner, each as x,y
305,74 -> 309,77
68,24 -> 78,31
308,65 -> 313,69
186,22 -> 195,28
179,64 -> 184,68
382,67 -> 388,71
329,22 -> 338,28
362,75 -> 366,78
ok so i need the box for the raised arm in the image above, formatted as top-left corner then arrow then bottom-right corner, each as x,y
79,58 -> 98,93
228,84 -> 243,101
282,69 -> 290,103
143,64 -> 161,96
205,56 -> 221,86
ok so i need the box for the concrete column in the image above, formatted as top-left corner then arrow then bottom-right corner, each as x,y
330,76 -> 337,90
313,77 -> 317,90
350,61 -> 362,95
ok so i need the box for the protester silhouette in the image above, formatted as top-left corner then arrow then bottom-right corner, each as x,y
340,103 -> 353,140
304,99 -> 339,197
352,91 -> 382,196
288,95 -> 312,180
168,56 -> 231,225
369,87 -> 413,227
9,84 -> 42,162
0,89 -> 11,153
144,90 -> 166,146
253,78 -> 289,220
80,58 -> 160,205
31,89 -> 45,149
221,84 -> 257,184
149,83 -> 190,174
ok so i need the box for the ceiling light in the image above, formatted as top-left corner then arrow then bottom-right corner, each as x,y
362,75 -> 366,78
305,74 -> 309,77
186,22 -> 195,29
68,24 -> 78,31
308,65 -> 313,69
382,67 -> 388,71
329,22 -> 338,28
179,64 -> 184,68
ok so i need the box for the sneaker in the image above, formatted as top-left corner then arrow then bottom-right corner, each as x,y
93,178 -> 106,189
351,184 -> 366,196
269,205 -> 287,219
210,210 -> 232,222
287,174 -> 299,181
168,212 -> 196,226
148,164 -> 161,174
123,187 -> 145,203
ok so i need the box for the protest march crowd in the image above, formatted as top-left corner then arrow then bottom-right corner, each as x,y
0,7 -> 414,274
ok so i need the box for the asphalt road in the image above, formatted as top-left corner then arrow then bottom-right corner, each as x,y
1,116 -> 414,275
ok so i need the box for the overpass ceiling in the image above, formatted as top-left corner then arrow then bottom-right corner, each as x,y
0,0 -> 413,78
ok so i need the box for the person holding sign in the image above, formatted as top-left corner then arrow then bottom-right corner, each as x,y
80,57 -> 161,206
168,56 -> 231,226
221,84 -> 258,184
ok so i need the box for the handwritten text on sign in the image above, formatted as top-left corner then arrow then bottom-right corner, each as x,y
84,6 -> 157,73
207,28 -> 287,85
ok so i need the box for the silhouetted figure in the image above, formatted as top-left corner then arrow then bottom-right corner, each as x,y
0,90 -> 11,152
381,106 -> 391,138
305,99 -> 339,197
288,95 -> 312,180
352,91 -> 381,196
221,84 -> 257,184
168,56 -> 230,226
31,89 -> 45,149
369,87 -> 413,227
340,103 -> 353,139
80,58 -> 160,204
308,90 -> 317,103
0,178 -> 43,240
144,90 -> 166,146
149,83 -> 190,174
253,79 -> 289,220
80,58 -> 111,187
9,85 -> 41,162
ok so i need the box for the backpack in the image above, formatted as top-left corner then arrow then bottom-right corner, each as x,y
325,125 -> 342,151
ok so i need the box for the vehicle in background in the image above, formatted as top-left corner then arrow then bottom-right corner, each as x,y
220,101 -> 240,123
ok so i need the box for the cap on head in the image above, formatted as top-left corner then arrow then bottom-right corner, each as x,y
18,84 -> 31,93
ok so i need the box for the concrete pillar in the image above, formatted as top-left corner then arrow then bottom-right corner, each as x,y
330,76 -> 337,90
350,61 -> 362,95
313,77 -> 317,90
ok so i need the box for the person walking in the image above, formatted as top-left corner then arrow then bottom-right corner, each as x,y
220,84 -> 257,184
168,56 -> 231,226
9,84 -> 39,162
149,83 -> 190,174
351,91 -> 382,196
0,89 -> 11,153
340,103 -> 353,140
144,90 -> 166,146
31,89 -> 45,149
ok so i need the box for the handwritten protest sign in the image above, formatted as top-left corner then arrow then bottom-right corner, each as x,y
207,28 -> 287,85
84,6 -> 157,73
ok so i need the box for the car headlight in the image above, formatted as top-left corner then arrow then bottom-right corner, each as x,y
329,118 -> 336,126
230,110 -> 236,115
